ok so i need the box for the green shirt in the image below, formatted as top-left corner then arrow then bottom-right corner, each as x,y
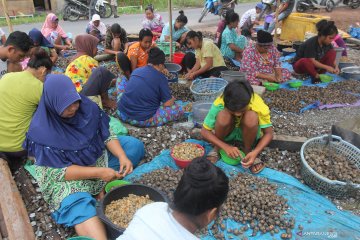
0,71 -> 43,152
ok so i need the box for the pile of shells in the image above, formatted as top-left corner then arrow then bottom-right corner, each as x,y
132,167 -> 183,201
171,142 -> 204,161
207,172 -> 295,239
263,81 -> 360,112
55,56 -> 72,70
169,83 -> 194,102
105,194 -> 153,229
128,126 -> 191,162
224,57 -> 240,71
304,146 -> 360,184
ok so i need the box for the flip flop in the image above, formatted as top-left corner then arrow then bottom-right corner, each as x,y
249,158 -> 265,174
207,148 -> 219,163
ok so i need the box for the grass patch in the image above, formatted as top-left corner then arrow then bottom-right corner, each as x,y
0,13 -> 49,27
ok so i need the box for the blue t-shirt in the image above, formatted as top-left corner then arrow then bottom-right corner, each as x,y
118,66 -> 172,121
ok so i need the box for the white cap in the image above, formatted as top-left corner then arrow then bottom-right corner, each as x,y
92,14 -> 101,21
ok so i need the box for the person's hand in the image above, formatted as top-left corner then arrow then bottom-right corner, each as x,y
175,42 -> 181,48
326,66 -> 335,73
185,72 -> 196,80
267,74 -> 277,82
223,145 -> 242,159
99,168 -> 121,182
334,65 -> 340,75
119,156 -> 133,177
241,151 -> 258,168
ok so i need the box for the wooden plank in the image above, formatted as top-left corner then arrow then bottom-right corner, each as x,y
269,134 -> 307,151
0,159 -> 35,240
0,0 -> 35,17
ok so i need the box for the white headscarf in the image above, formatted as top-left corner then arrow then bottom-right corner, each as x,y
89,14 -> 107,36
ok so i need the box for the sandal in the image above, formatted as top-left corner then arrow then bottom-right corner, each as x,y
207,148 -> 219,163
249,158 -> 265,174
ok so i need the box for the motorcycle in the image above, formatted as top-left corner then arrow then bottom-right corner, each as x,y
296,0 -> 359,12
259,0 -> 276,20
63,0 -> 112,22
198,0 -> 237,23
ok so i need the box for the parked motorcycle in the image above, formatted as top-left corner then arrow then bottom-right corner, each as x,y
296,0 -> 359,12
63,0 -> 112,22
259,0 -> 276,20
198,0 -> 237,23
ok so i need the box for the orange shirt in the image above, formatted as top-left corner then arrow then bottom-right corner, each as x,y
127,42 -> 156,68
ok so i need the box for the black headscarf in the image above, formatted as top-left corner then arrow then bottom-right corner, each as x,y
148,47 -> 165,65
257,30 -> 273,46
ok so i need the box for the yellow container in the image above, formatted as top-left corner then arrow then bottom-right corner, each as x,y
280,13 -> 330,42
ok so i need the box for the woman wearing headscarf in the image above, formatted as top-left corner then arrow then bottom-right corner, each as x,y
65,34 -> 99,92
86,14 -> 107,42
41,13 -> 72,51
240,30 -> 291,85
23,74 -> 145,240
117,47 -> 184,127
81,67 -> 117,109
29,28 -> 58,64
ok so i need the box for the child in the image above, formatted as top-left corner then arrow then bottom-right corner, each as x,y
201,81 -> 273,174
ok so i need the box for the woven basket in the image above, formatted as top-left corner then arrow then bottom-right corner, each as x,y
190,78 -> 228,102
300,135 -> 360,199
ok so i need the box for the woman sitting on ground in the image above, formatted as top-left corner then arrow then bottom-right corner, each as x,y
23,74 -> 145,240
201,81 -> 273,174
86,14 -> 107,42
41,13 -> 73,51
160,10 -> 189,47
118,157 -> 229,240
240,30 -> 291,85
0,48 -> 52,171
65,34 -> 117,109
184,31 -> 228,80
116,28 -> 155,79
219,11 -> 247,62
117,47 -> 184,127
293,20 -> 339,84
142,4 -> 165,40
104,23 -> 128,56
28,28 -> 58,64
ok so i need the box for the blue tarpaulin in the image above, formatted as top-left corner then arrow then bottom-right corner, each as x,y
124,139 -> 360,240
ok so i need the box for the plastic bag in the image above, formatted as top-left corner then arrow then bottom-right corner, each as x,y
109,117 -> 128,136
331,117 -> 360,148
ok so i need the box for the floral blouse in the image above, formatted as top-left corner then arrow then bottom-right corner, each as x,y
34,129 -> 117,210
65,55 -> 99,92
142,13 -> 165,33
240,43 -> 291,85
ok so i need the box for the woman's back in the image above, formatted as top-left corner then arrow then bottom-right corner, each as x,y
118,65 -> 172,121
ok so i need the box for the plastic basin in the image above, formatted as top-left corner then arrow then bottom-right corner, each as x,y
192,101 -> 213,125
288,80 -> 303,88
172,52 -> 185,65
164,63 -> 182,72
282,48 -> 296,56
319,74 -> 333,83
341,66 -> 360,80
105,180 -> 131,193
170,143 -> 205,168
220,70 -> 246,82
263,82 -> 280,91
97,184 -> 168,239
220,149 -> 246,166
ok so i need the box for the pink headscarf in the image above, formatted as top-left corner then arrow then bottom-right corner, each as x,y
41,13 -> 67,39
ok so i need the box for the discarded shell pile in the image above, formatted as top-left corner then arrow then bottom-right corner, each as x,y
128,126 -> 191,162
263,81 -> 360,112
171,142 -> 204,161
169,83 -> 194,102
304,146 -> 360,184
105,194 -> 153,229
55,57 -> 72,70
132,167 -> 183,201
166,72 -> 177,80
207,172 -> 295,239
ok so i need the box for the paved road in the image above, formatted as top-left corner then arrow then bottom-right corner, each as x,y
7,2 -> 256,35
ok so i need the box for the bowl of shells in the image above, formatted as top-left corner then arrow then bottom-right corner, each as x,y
263,82 -> 280,91
171,142 -> 205,168
219,148 -> 246,166
97,184 -> 168,239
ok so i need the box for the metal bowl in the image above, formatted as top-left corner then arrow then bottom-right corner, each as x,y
338,62 -> 356,70
341,66 -> 360,80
